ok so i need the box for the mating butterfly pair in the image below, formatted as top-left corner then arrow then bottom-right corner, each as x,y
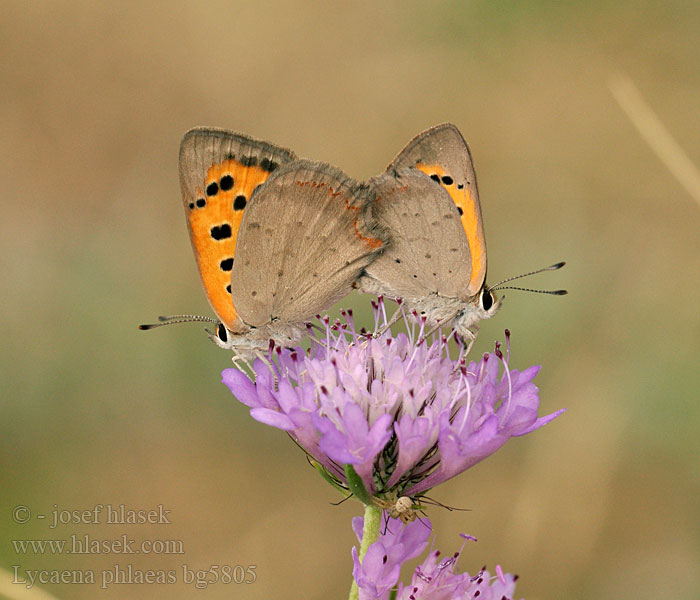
142,124 -> 564,360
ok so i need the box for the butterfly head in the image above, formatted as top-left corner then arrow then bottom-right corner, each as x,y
455,261 -> 568,338
204,322 -> 262,354
454,285 -> 502,335
206,322 -> 236,350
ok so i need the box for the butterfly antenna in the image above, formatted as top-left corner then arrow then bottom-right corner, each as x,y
491,286 -> 567,295
489,261 -> 567,295
138,314 -> 219,330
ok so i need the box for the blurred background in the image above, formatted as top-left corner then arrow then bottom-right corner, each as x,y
1,2 -> 698,598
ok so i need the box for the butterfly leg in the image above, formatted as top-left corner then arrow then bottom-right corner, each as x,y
422,311 -> 461,342
451,327 -> 479,373
253,350 -> 279,391
372,306 -> 402,338
230,349 -> 249,372
460,327 -> 478,357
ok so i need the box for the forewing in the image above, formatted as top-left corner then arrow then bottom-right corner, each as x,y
389,123 -> 486,295
179,128 -> 296,332
363,168 -> 472,300
231,160 -> 387,327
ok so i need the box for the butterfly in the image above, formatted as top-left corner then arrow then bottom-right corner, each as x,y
141,128 -> 387,360
358,123 -> 565,347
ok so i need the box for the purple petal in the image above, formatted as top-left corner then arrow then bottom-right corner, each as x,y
352,544 -> 400,599
352,516 -> 364,542
221,368 -> 258,407
515,407 -> 567,435
249,407 -> 296,430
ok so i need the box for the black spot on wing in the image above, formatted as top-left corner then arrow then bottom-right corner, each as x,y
259,157 -> 278,172
220,174 -> 234,191
441,175 -> 454,185
206,181 -> 219,196
196,198 -> 206,208
220,258 -> 234,271
234,195 -> 247,210
210,224 -> 232,240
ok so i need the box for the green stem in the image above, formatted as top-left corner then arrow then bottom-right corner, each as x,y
348,503 -> 382,600
344,464 -> 373,505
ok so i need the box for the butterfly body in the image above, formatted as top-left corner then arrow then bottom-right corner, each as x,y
358,124 -> 501,341
360,274 -> 475,326
208,320 -> 304,354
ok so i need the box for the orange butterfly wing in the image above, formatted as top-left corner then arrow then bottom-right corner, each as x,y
179,128 -> 297,332
413,163 -> 485,296
388,123 -> 487,297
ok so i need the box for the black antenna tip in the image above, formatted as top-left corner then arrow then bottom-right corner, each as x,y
551,261 -> 566,270
553,289 -> 568,295
139,324 -> 154,330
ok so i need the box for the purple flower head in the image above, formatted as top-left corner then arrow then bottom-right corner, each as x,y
352,517 -> 521,600
396,552 -> 521,600
352,516 -> 431,600
222,301 -> 564,503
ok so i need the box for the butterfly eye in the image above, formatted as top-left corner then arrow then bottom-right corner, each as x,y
216,323 -> 228,343
481,289 -> 495,311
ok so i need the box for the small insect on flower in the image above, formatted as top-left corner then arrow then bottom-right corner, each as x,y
372,495 -> 418,524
